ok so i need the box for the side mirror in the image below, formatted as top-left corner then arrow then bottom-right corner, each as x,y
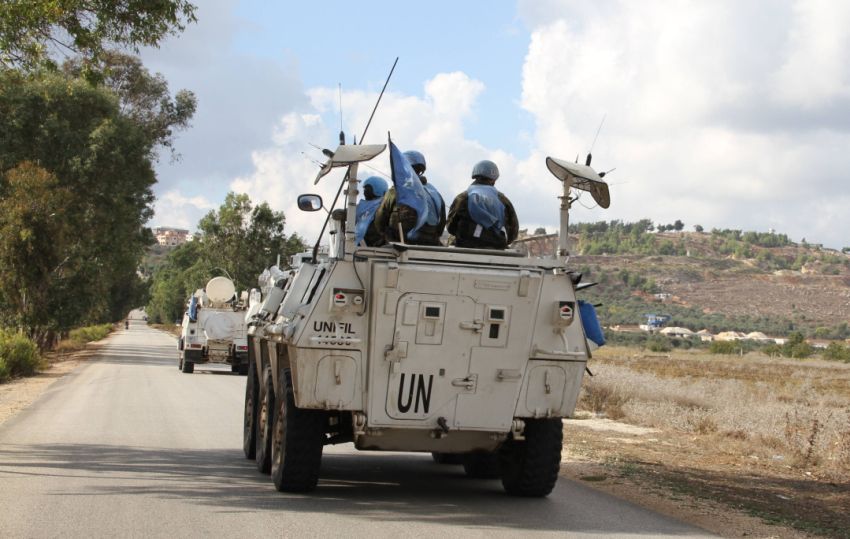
297,194 -> 323,212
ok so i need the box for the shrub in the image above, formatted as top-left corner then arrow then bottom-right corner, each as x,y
822,342 -> 850,362
710,340 -> 740,355
0,329 -> 43,382
645,335 -> 672,352
68,324 -> 112,345
580,383 -> 629,420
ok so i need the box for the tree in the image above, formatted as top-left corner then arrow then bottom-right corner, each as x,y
673,219 -> 685,231
197,193 -> 305,291
63,51 -> 196,154
0,163 -> 72,346
694,224 -> 704,233
0,1 -> 196,70
0,67 -> 194,340
146,194 -> 306,324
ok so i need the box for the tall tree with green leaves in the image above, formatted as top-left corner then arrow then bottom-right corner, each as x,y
0,162 -> 72,346
197,193 -> 305,292
0,0 -> 196,70
0,66 -> 195,341
146,194 -> 305,324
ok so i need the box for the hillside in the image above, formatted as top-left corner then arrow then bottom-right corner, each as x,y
515,222 -> 850,338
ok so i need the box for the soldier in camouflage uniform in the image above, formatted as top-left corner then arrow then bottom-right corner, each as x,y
447,160 -> 518,249
374,150 -> 446,245
355,176 -> 389,246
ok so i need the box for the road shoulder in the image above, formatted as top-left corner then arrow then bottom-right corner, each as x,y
0,341 -> 106,426
561,419 -> 816,539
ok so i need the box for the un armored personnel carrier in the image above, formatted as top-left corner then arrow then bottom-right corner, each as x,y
178,276 -> 250,374
243,141 -> 610,496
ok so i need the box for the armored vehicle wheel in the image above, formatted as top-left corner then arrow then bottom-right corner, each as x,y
255,366 -> 275,474
271,369 -> 326,493
243,360 -> 259,460
431,452 -> 464,465
181,358 -> 194,374
237,363 -> 249,376
499,418 -> 563,497
178,353 -> 183,371
462,452 -> 501,479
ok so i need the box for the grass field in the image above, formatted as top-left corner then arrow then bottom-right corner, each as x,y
569,346 -> 850,537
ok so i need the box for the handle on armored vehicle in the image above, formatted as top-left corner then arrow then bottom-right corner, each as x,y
459,320 -> 484,332
451,375 -> 477,390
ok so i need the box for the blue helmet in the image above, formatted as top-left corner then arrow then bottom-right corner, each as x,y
403,150 -> 426,171
472,160 -> 499,181
362,176 -> 388,197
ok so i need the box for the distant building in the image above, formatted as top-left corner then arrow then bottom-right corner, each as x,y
659,326 -> 694,337
696,329 -> 714,342
745,331 -> 772,342
154,227 -> 190,247
715,331 -> 747,341
640,313 -> 671,332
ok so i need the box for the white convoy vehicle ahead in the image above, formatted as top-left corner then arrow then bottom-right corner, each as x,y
242,140 -> 610,496
179,276 -> 250,375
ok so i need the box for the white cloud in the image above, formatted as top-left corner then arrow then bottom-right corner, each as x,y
516,0 -> 850,248
230,72 -> 516,242
151,0 -> 850,251
152,191 -> 216,230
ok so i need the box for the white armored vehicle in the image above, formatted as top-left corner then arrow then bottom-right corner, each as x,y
243,140 -> 610,496
179,276 -> 250,374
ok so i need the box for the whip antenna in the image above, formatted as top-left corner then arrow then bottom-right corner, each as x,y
338,83 -> 344,145
359,57 -> 398,144
589,113 -> 606,155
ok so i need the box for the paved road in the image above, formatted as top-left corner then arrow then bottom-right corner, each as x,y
0,318 -> 714,538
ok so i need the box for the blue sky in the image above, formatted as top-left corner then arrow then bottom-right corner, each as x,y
143,0 -> 850,250
230,0 -> 533,150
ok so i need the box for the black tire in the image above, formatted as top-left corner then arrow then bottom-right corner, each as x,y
178,352 -> 183,371
255,365 -> 274,474
271,369 -> 326,492
243,360 -> 259,460
237,363 -> 249,376
499,418 -> 563,497
462,452 -> 501,479
431,452 -> 464,465
181,357 -> 194,374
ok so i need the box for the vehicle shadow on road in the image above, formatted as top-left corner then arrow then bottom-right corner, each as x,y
0,443 -> 704,535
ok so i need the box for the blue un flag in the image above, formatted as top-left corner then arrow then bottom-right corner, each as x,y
389,138 -> 437,240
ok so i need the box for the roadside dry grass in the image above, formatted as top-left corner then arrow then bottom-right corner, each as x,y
568,346 -> 850,537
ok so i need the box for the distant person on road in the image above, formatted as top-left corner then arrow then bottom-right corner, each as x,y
355,176 -> 389,246
375,149 -> 446,245
447,160 -> 519,249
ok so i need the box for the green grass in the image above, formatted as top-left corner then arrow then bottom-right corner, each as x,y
68,324 -> 112,345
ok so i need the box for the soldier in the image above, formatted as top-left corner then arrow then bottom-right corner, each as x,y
374,150 -> 446,245
447,160 -> 519,249
354,176 -> 388,246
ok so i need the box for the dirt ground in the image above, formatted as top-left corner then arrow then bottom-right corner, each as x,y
561,417 -> 847,538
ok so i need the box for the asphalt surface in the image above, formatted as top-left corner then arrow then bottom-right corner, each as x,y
0,316 -> 715,538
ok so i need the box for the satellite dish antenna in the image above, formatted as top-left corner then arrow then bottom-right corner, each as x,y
313,144 -> 387,185
545,156 -> 611,208
205,276 -> 236,303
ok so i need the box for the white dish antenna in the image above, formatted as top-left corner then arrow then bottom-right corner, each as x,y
205,276 -> 236,303
314,144 -> 387,184
545,156 -> 611,208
